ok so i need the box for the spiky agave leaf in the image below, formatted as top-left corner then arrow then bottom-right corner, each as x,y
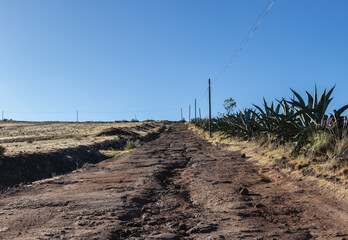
288,85 -> 336,125
336,104 -> 348,117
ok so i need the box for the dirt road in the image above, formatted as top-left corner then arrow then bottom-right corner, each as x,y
0,123 -> 347,239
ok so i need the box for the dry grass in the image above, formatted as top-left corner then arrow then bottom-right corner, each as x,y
0,121 -> 166,156
188,123 -> 348,200
99,149 -> 134,158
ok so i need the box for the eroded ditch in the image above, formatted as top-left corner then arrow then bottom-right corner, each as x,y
0,126 -> 167,190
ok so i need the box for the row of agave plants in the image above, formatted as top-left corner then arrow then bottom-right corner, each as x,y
192,85 -> 348,155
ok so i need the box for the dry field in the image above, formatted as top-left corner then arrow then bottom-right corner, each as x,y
0,121 -> 167,156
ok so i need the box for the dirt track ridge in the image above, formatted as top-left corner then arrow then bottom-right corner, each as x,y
0,122 -> 347,239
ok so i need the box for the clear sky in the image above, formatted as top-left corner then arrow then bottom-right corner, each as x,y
0,0 -> 347,121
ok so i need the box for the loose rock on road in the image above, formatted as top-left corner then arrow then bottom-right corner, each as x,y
0,123 -> 347,239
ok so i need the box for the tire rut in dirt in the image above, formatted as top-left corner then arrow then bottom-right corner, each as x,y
114,152 -> 196,239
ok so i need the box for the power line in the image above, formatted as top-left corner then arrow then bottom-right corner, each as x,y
5,111 -> 75,114
213,0 -> 275,82
79,108 -> 180,114
4,109 -> 180,117
197,86 -> 209,104
195,0 -> 276,108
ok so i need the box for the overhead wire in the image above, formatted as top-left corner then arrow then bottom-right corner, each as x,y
192,0 -> 276,119
213,0 -> 275,82
79,108 -> 180,114
194,0 -> 275,111
196,86 -> 209,104
5,109 -> 180,115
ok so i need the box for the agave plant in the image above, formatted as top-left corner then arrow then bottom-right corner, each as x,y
225,108 -> 259,139
253,98 -> 301,140
192,85 -> 347,156
288,85 -> 335,127
323,105 -> 348,137
253,98 -> 280,134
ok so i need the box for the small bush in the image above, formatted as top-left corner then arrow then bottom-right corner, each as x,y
125,140 -> 138,150
0,145 -> 6,155
125,143 -> 133,150
82,162 -> 94,168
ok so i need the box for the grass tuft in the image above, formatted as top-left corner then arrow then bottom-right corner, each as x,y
0,145 -> 6,155
99,149 -> 133,159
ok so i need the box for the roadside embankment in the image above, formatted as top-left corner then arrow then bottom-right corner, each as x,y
0,122 -> 167,189
188,123 -> 348,200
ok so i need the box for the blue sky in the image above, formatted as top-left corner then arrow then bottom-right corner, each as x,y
0,0 -> 347,121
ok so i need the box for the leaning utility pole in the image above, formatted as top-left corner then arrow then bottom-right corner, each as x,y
209,79 -> 212,137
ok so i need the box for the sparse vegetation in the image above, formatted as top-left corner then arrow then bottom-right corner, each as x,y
81,162 -> 95,168
0,145 -> 6,155
99,149 -> 133,158
192,85 -> 348,187
193,85 -> 347,157
125,140 -> 138,150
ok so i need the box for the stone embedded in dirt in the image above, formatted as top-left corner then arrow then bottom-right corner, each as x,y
0,227 -> 9,232
208,234 -> 225,240
142,213 -> 150,222
148,232 -> 178,239
178,223 -> 187,230
260,177 -> 272,183
333,232 -> 348,237
230,202 -> 246,209
254,203 -> 265,208
239,187 -> 249,195
186,223 -> 218,234
75,220 -> 89,226
41,232 -> 55,237
241,153 -> 246,158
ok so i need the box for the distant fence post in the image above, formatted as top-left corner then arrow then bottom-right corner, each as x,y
209,79 -> 212,137
189,104 -> 191,122
195,98 -> 197,121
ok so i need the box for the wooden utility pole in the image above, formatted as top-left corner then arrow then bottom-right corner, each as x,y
195,98 -> 197,120
181,108 -> 183,120
189,104 -> 191,122
209,79 -> 212,137
199,108 -> 201,119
